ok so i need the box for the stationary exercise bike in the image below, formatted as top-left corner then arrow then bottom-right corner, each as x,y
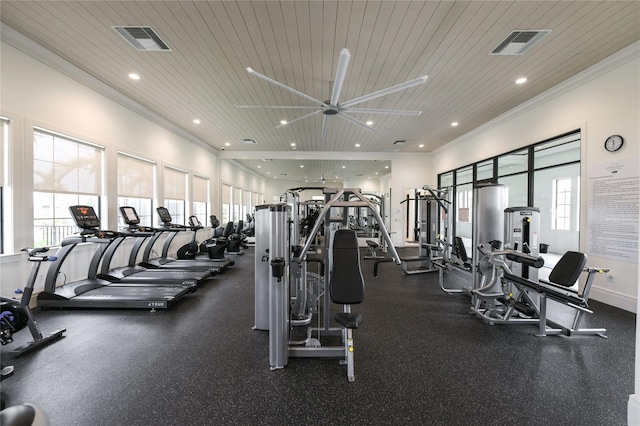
0,248 -> 66,357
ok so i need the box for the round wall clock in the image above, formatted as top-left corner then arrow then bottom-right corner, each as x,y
604,135 -> 624,152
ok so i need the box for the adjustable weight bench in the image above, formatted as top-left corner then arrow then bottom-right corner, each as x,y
330,230 -> 365,382
502,251 -> 607,338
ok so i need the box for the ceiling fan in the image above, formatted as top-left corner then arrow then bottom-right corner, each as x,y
238,48 -> 428,138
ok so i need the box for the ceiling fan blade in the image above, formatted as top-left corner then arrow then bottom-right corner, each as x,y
321,115 -> 328,139
342,107 -> 423,116
337,112 -> 377,132
330,48 -> 351,106
273,109 -> 322,129
235,105 -> 319,109
340,75 -> 428,109
246,67 -> 326,107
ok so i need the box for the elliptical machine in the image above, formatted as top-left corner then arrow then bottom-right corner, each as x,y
0,248 -> 66,357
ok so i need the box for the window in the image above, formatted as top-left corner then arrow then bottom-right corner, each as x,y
553,178 -> 572,230
242,189 -> 251,222
498,173 -> 528,207
0,118 -> 7,253
192,175 -> 209,225
439,171 -> 453,188
498,149 -> 528,176
534,133 -> 580,168
252,192 -> 260,211
439,130 -> 582,255
33,128 -> 103,247
456,166 -> 473,185
164,166 -> 187,225
476,160 -> 494,181
233,187 -> 241,223
117,153 -> 155,226
221,184 -> 231,225
455,184 -> 473,240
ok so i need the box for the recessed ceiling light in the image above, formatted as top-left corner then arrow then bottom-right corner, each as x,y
300,165 -> 304,168
342,165 -> 346,169
516,77 -> 528,85
419,144 -> 424,148
224,142 -> 230,146
451,122 -> 459,127
290,143 -> 296,147
355,143 -> 361,147
267,172 -> 271,175
193,118 -> 201,124
257,165 -> 261,168
366,120 -> 373,126
128,73 -> 140,80
385,166 -> 389,169
375,172 -> 379,175
280,120 -> 288,125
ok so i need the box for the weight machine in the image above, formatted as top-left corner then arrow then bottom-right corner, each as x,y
470,205 -> 608,337
254,188 -> 400,381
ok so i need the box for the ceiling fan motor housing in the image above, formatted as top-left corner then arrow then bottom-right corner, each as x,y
322,102 -> 339,115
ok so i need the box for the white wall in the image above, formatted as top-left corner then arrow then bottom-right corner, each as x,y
431,48 -> 639,312
219,160 -> 267,211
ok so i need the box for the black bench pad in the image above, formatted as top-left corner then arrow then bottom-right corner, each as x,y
503,272 -> 587,307
335,312 -> 362,329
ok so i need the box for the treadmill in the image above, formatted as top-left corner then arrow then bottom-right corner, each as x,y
136,207 -> 233,272
37,205 -> 192,311
97,226 -> 213,289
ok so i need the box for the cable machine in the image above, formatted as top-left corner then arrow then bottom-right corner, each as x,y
254,188 -> 400,381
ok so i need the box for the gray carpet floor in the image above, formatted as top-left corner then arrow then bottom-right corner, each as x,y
1,247 -> 635,425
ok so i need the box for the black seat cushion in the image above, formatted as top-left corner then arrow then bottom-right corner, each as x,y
335,312 -> 362,329
454,236 -> 468,262
503,250 -> 589,307
548,251 -> 587,287
330,230 -> 365,305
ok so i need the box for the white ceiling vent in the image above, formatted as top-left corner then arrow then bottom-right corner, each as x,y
113,26 -> 171,51
490,30 -> 551,55
240,138 -> 257,145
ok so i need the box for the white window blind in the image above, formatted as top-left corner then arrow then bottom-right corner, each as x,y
222,184 -> 231,224
233,187 -> 241,222
33,128 -> 103,194
242,190 -> 251,218
0,117 -> 8,187
164,166 -> 187,200
117,153 -> 155,198
193,175 -> 209,202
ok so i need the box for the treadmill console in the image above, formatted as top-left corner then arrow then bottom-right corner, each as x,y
156,207 -> 173,224
69,205 -> 100,229
189,215 -> 202,228
120,206 -> 140,225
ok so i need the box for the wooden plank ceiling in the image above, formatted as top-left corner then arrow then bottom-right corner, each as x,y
1,1 -> 638,183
